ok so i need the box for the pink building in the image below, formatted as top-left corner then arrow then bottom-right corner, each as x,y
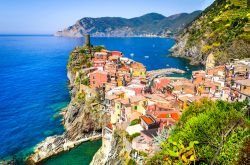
90,70 -> 108,88
93,60 -> 106,68
152,78 -> 171,92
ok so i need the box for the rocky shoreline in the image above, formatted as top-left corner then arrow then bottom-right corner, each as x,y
27,50 -> 109,164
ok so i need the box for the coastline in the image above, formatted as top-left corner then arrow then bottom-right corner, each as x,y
26,42 -> 188,164
27,49 -> 109,164
27,135 -> 101,165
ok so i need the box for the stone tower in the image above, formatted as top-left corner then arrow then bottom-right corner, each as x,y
84,34 -> 91,47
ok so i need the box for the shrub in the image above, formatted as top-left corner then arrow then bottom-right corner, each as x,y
130,119 -> 141,126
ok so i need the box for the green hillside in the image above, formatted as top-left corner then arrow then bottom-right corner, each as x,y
55,11 -> 201,37
171,0 -> 250,65
148,99 -> 249,165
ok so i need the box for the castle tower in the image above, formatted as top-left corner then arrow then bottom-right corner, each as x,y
84,34 -> 91,47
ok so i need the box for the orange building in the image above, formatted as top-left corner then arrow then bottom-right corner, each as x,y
90,70 -> 108,88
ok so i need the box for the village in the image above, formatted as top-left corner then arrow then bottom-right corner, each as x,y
71,37 -> 250,163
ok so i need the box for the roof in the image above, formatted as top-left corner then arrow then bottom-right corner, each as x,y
111,51 -> 123,56
235,79 -> 250,86
105,94 -> 119,100
127,84 -> 145,89
129,95 -> 146,103
131,62 -> 145,69
91,70 -> 108,75
144,94 -> 167,102
106,123 -> 113,131
141,115 -> 155,125
94,52 -> 108,56
126,124 -> 144,135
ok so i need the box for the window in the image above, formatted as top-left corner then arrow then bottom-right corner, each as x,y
134,106 -> 137,110
93,81 -> 95,84
93,76 -> 95,79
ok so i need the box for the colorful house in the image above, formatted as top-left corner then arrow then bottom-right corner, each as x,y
140,115 -> 159,130
130,95 -> 148,115
111,51 -> 123,57
94,52 -> 108,61
130,62 -> 146,77
90,70 -> 108,88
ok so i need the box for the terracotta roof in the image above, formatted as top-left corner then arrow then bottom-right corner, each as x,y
105,94 -> 119,100
91,70 -> 108,75
235,79 -> 250,86
141,115 -> 155,125
131,62 -> 145,69
106,123 -> 113,130
129,95 -> 146,103
111,51 -> 123,56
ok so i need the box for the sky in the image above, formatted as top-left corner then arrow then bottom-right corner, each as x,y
0,0 -> 214,34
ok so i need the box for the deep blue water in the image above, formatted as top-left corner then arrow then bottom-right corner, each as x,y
0,36 -> 202,161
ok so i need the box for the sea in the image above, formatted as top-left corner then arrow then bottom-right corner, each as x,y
0,35 -> 203,164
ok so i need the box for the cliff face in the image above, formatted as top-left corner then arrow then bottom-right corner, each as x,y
90,130 -> 124,165
27,46 -> 109,164
55,11 -> 202,37
171,0 -> 250,65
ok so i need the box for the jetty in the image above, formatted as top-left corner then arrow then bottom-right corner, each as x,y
147,68 -> 185,77
147,68 -> 185,83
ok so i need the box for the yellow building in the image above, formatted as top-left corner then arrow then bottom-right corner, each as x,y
130,96 -> 148,115
130,62 -> 146,77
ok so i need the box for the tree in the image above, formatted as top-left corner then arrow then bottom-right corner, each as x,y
148,98 -> 249,165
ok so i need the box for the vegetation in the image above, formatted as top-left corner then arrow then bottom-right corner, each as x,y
57,12 -> 202,37
126,132 -> 141,142
81,77 -> 90,86
130,119 -> 141,126
93,45 -> 106,52
67,45 -> 105,73
148,98 -> 249,165
180,0 -> 250,65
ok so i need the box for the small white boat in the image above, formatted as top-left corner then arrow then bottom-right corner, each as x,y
130,53 -> 134,57
144,56 -> 149,59
166,64 -> 170,67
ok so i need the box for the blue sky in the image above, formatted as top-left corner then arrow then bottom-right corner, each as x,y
0,0 -> 214,34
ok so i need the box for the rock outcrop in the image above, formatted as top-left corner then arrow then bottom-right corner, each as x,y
27,46 -> 109,164
90,130 -> 124,165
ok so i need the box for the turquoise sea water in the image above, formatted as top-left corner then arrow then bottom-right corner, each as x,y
43,140 -> 102,165
0,36 -> 202,164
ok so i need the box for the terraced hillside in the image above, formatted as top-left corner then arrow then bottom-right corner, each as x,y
171,0 -> 250,65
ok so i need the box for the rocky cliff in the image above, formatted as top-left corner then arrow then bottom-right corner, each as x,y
90,130 -> 125,165
55,11 -> 202,37
27,46 -> 109,164
171,0 -> 250,65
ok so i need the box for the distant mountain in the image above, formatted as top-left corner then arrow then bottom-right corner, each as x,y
55,11 -> 202,37
171,0 -> 250,65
